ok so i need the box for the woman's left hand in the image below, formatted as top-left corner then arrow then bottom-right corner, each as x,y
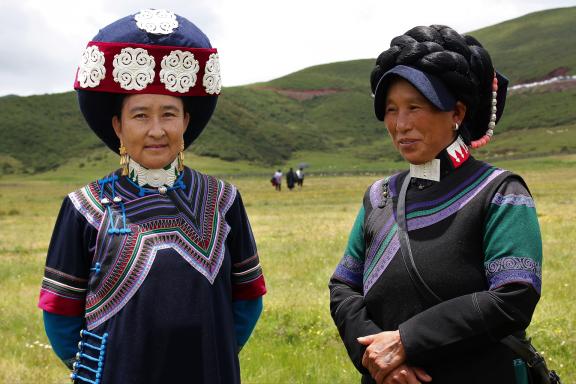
382,364 -> 432,384
358,330 -> 407,383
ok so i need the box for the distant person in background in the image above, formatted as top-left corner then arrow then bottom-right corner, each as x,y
273,169 -> 283,191
296,167 -> 305,188
330,25 -> 545,384
286,168 -> 296,190
38,10 -> 266,384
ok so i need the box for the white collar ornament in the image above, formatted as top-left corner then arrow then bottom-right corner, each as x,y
128,158 -> 179,188
409,136 -> 470,182
410,159 -> 441,182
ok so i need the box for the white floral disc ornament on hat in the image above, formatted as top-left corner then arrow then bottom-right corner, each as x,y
113,48 -> 156,91
77,46 -> 106,88
203,53 -> 221,95
160,50 -> 200,93
134,9 -> 178,35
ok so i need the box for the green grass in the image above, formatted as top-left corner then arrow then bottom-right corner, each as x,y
475,124 -> 576,160
0,155 -> 574,383
497,90 -> 576,133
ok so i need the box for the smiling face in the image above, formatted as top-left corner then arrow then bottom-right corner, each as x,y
112,94 -> 190,170
383,78 -> 466,165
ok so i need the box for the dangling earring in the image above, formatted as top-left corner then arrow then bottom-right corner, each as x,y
119,141 -> 129,176
177,142 -> 185,172
454,122 -> 460,131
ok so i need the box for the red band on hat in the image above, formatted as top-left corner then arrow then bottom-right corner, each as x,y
74,41 -> 220,96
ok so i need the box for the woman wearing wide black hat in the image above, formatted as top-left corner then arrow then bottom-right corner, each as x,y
329,25 -> 544,383
38,9 -> 266,383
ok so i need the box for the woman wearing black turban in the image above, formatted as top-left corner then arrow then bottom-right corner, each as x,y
329,25 -> 543,384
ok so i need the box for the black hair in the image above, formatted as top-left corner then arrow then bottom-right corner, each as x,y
113,94 -> 126,118
370,25 -> 495,143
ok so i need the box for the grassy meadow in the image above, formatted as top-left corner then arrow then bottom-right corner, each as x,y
0,155 -> 575,383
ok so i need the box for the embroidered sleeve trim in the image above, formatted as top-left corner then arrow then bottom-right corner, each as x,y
491,193 -> 535,207
232,253 -> 263,285
68,182 -> 104,230
41,267 -> 88,299
485,256 -> 542,294
332,254 -> 364,289
44,266 -> 88,283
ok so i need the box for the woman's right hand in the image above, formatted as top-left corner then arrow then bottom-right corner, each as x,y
382,364 -> 432,384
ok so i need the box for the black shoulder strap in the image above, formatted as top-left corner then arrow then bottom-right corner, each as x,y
395,173 -> 561,384
396,174 -> 442,305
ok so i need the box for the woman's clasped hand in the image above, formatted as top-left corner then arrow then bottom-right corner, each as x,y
358,331 -> 431,384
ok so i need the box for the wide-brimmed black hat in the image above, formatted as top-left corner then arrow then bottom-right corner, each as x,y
74,9 -> 221,153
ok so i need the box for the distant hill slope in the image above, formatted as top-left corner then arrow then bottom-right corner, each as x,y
471,7 -> 576,84
1,6 -> 575,174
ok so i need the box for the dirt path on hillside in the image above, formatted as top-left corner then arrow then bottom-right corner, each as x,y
256,87 -> 344,100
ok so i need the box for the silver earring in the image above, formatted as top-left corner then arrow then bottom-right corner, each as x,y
454,122 -> 459,131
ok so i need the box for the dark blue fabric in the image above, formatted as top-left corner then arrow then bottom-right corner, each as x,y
86,246 -> 241,383
45,197 -> 95,285
233,297 -> 263,347
43,311 -> 83,361
374,65 -> 457,120
45,171 -> 263,384
92,13 -> 212,48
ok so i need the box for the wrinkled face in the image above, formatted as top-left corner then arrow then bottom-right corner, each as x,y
112,94 -> 190,169
383,78 -> 466,165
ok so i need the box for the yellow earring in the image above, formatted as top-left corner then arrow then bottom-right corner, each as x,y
177,142 -> 185,172
119,141 -> 129,176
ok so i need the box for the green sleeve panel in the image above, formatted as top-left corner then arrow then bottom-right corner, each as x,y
330,204 -> 382,375
331,205 -> 365,289
483,178 -> 542,293
344,205 -> 366,261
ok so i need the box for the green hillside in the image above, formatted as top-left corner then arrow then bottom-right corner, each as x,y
263,60 -> 372,90
262,6 -> 576,88
1,7 -> 575,175
471,6 -> 576,84
0,93 -> 102,174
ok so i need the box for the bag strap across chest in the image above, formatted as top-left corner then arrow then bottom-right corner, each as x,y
395,172 -> 561,384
